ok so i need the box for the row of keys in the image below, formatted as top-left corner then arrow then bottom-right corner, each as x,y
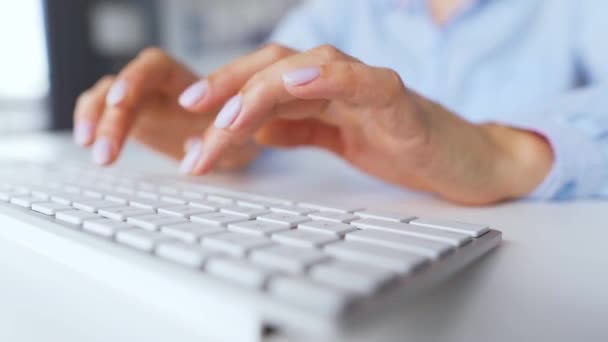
1,181 -> 489,238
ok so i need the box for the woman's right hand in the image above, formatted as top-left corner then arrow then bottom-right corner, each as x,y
72,45 -> 296,171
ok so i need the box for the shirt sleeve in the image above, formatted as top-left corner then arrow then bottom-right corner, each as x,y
492,0 -> 608,200
494,1 -> 608,200
492,86 -> 608,200
267,0 -> 350,51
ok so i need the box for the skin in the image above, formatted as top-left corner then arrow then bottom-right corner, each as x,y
73,0 -> 554,205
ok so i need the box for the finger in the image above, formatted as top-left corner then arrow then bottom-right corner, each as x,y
255,118 -> 344,155
178,43 -> 296,112
108,47 -> 197,110
178,136 -> 259,174
190,45 -> 354,174
73,75 -> 115,146
93,48 -> 197,165
284,62 -> 404,106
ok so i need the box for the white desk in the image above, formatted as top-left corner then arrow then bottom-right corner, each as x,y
1,133 -> 606,342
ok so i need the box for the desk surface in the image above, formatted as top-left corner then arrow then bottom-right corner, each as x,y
1,133 -> 606,342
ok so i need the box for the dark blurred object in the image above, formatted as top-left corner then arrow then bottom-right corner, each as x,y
44,0 -> 160,130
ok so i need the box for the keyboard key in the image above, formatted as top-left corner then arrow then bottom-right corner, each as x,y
227,220 -> 288,237
220,205 -> 269,219
156,242 -> 219,268
325,240 -> 428,274
351,218 -> 471,247
188,199 -> 227,210
103,192 -> 131,204
10,195 -> 46,208
29,187 -> 53,199
207,194 -> 234,204
160,222 -> 225,243
0,191 -> 13,201
135,190 -> 159,199
159,195 -> 188,204
157,205 -> 213,218
50,193 -> 87,205
181,190 -> 205,199
98,206 -> 155,221
202,232 -> 274,257
271,229 -> 339,248
191,212 -> 249,226
297,202 -> 363,214
269,204 -> 317,216
129,198 -> 167,210
206,258 -> 275,289
31,202 -> 73,215
308,211 -> 358,223
345,230 -> 453,260
126,213 -> 187,231
116,229 -> 174,252
298,220 -> 356,236
269,276 -> 354,315
83,218 -> 134,239
235,199 -> 276,209
354,209 -> 416,223
310,260 -> 395,294
56,210 -> 101,225
72,199 -> 123,213
409,217 -> 490,238
250,245 -> 329,273
257,213 -> 310,228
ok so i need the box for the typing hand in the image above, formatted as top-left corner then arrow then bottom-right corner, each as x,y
72,48 -> 262,171
180,44 -> 553,204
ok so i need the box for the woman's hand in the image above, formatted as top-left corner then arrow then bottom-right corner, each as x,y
180,44 -> 553,204
72,47 -> 281,171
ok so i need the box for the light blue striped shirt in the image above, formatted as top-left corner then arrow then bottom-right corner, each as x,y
270,0 -> 608,200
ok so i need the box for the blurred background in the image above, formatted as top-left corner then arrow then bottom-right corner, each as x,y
0,0 -> 300,134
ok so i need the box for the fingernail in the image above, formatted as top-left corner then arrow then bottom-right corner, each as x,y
282,67 -> 321,86
74,121 -> 94,146
179,140 -> 203,174
92,137 -> 113,165
214,94 -> 242,129
179,80 -> 209,108
106,79 -> 127,106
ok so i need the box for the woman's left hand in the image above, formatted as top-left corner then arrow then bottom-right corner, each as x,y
182,44 -> 553,204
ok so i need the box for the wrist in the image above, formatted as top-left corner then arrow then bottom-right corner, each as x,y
480,123 -> 554,200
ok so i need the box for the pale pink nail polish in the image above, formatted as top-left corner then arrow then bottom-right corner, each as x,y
74,121 -> 94,146
92,137 -> 113,165
214,94 -> 242,129
106,79 -> 127,106
282,67 -> 321,86
179,80 -> 209,108
179,140 -> 203,174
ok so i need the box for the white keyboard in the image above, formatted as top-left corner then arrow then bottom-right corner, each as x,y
0,162 -> 501,341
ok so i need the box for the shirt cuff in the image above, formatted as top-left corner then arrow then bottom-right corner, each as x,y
489,117 -> 607,200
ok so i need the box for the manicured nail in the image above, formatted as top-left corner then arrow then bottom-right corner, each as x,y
106,79 -> 127,106
179,80 -> 209,108
179,140 -> 203,174
92,137 -> 113,165
282,67 -> 321,86
214,94 -> 242,129
73,121 -> 94,146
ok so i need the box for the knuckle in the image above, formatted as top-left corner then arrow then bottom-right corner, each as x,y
138,46 -> 167,60
314,44 -> 341,60
97,74 -> 116,86
382,68 -> 405,99
76,90 -> 94,105
263,43 -> 291,60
